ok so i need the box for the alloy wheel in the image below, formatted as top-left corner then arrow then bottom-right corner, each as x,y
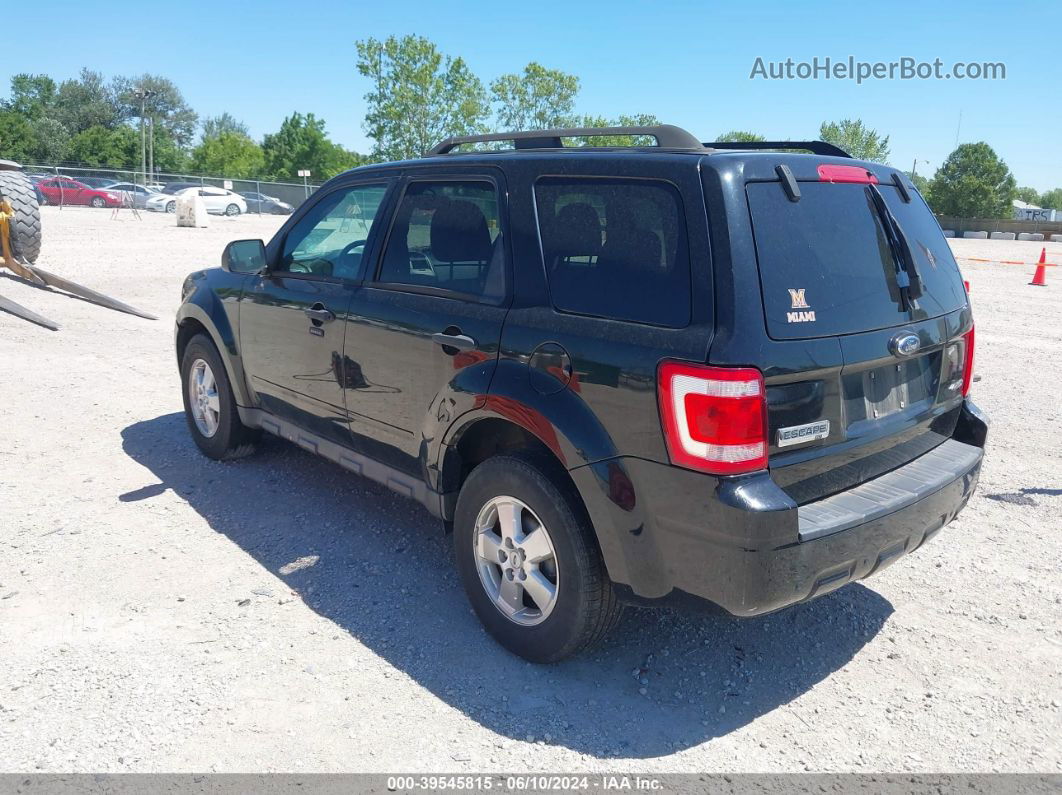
188,358 -> 221,437
473,496 -> 559,626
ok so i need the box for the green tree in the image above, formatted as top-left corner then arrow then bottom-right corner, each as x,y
54,69 -> 120,134
6,74 -> 57,119
906,171 -> 929,194
356,34 -> 489,161
0,110 -> 35,161
715,130 -> 765,142
491,62 -> 579,131
30,118 -> 72,162
201,113 -> 248,140
262,112 -> 365,180
1014,186 -> 1040,205
149,128 -> 191,173
112,73 -> 198,148
819,118 -> 890,163
925,142 -> 1016,218
67,125 -> 139,167
2,74 -> 70,163
191,131 -> 265,178
1038,188 -> 1062,210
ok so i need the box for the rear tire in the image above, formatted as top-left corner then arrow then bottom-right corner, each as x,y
453,452 -> 623,663
0,170 -> 42,263
166,201 -> 176,214
180,334 -> 260,460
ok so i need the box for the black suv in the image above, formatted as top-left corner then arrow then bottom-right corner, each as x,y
176,125 -> 987,662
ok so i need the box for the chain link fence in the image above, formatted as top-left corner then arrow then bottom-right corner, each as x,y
937,215 -> 1062,236
22,162 -> 322,214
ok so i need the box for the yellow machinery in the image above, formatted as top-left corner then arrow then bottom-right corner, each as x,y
0,161 -> 155,330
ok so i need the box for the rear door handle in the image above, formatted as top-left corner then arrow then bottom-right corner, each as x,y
431,332 -> 476,351
304,307 -> 335,323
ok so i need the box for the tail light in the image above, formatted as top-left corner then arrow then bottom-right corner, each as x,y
657,361 -> 768,475
961,325 -> 975,396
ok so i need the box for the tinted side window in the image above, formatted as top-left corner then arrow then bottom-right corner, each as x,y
279,183 -> 388,279
534,178 -> 691,328
377,180 -> 505,301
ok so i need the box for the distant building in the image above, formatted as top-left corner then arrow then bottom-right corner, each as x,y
1013,199 -> 1060,222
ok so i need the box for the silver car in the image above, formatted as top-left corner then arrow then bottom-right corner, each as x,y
103,182 -> 162,209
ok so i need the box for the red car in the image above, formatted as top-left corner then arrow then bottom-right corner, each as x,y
37,177 -> 123,208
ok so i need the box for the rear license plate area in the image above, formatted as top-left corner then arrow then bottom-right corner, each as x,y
843,353 -> 940,430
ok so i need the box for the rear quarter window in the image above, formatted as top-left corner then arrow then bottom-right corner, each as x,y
534,178 -> 691,328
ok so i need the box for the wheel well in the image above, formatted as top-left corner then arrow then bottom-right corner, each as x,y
447,418 -> 552,489
444,417 -> 588,515
175,318 -> 209,364
443,418 -> 603,554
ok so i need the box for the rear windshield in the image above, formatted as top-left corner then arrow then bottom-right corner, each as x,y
747,181 -> 967,340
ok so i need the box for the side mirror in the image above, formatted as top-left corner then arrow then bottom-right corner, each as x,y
221,239 -> 267,274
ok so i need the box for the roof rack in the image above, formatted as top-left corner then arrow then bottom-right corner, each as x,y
708,140 -> 851,158
427,124 -> 705,156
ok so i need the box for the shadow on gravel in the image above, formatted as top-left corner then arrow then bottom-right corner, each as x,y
122,413 -> 893,759
985,487 -> 1062,506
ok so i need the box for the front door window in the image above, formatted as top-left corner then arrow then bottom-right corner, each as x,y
280,184 -> 389,281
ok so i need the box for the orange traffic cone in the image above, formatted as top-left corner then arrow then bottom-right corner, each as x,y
1030,248 -> 1048,286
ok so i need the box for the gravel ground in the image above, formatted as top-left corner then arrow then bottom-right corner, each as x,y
0,207 -> 1059,773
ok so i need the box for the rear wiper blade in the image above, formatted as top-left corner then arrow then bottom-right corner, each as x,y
881,197 -> 923,300
866,184 -> 923,309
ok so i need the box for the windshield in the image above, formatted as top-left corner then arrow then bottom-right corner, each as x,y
747,181 -> 967,340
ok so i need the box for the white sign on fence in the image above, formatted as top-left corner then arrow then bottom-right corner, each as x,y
223,180 -> 233,190
297,170 -> 312,178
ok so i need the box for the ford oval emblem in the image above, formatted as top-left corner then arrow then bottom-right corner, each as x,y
890,333 -> 921,357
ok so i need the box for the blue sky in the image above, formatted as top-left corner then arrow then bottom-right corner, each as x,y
9,0 -> 1060,190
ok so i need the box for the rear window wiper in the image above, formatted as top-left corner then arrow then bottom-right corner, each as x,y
866,184 -> 924,309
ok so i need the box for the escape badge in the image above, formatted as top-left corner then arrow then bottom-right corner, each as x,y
786,288 -> 816,323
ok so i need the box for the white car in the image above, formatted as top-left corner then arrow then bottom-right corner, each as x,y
146,187 -> 247,216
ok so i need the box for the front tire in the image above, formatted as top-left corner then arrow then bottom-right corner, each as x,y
224,203 -> 241,216
0,170 -> 42,263
180,334 -> 259,460
166,201 -> 176,213
453,453 -> 623,663
91,196 -> 105,208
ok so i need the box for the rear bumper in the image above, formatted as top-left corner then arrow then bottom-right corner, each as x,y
574,399 -> 987,615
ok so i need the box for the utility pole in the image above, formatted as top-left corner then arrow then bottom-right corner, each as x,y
133,87 -> 159,186
135,89 -> 147,186
147,116 -> 154,185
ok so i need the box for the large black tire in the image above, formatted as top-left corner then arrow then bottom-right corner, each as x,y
180,334 -> 260,460
453,452 -> 623,663
0,170 -> 42,263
